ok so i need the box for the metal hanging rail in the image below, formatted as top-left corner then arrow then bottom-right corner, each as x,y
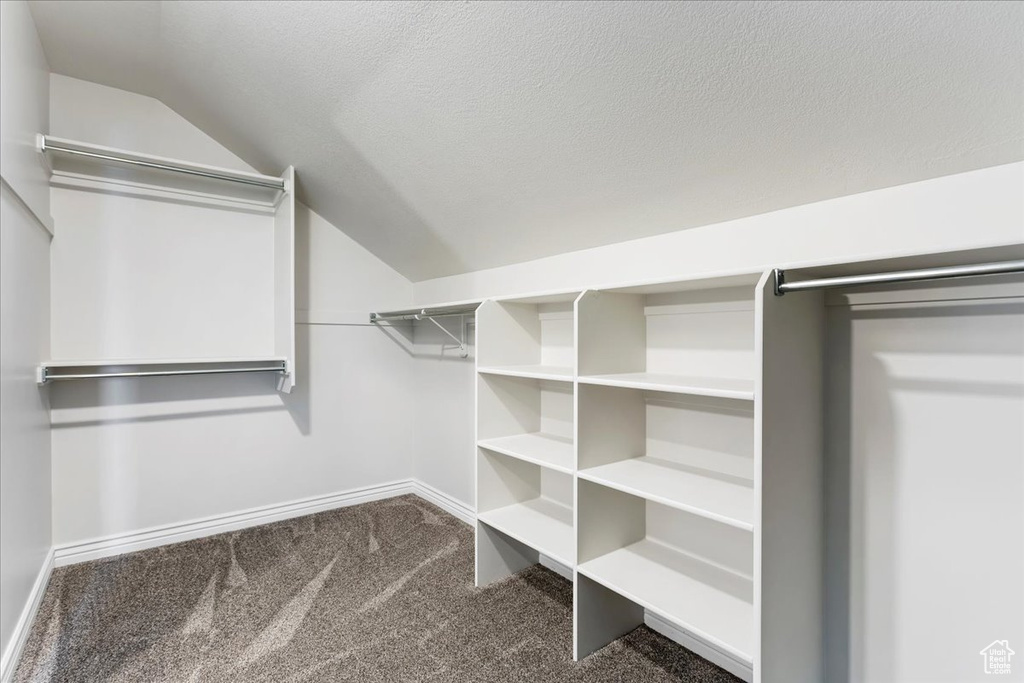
40,135 -> 286,191
369,303 -> 479,323
774,259 -> 1024,296
38,361 -> 288,384
370,303 -> 479,358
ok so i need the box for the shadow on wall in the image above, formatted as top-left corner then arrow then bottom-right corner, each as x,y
47,329 -> 313,436
824,300 -> 1024,683
368,317 -> 476,361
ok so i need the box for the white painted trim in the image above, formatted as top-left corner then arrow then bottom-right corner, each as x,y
645,611 -> 753,683
0,548 -> 55,683
52,479 -> 474,568
539,553 -> 574,581
644,300 -> 755,316
410,480 -> 475,525
53,480 -> 415,567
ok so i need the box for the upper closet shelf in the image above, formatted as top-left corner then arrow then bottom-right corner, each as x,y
38,134 -> 286,206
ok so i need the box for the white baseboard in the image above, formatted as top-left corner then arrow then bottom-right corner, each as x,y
53,479 -> 474,568
1,548 -> 54,683
539,554 -> 573,581
644,611 -> 753,683
409,480 -> 474,525
53,480 -> 416,567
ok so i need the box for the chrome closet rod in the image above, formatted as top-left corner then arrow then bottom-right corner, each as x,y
774,259 -> 1024,296
42,140 -> 286,190
42,365 -> 287,382
370,306 -> 478,323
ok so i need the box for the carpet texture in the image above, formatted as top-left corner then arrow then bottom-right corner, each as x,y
14,495 -> 742,682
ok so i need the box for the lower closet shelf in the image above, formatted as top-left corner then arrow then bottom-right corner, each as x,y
577,539 -> 753,664
478,432 -> 574,473
578,457 -> 753,530
477,498 -> 575,566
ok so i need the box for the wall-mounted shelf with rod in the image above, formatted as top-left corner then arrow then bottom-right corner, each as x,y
370,303 -> 480,358
42,135 -> 297,392
38,134 -> 285,206
37,358 -> 288,385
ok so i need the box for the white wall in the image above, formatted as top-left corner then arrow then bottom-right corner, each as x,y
47,76 -> 417,547
0,0 -> 53,675
414,161 -> 1024,303
412,319 -> 476,506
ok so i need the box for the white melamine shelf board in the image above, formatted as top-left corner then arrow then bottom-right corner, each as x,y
599,272 -> 761,296
478,432 -> 574,474
578,373 -> 755,401
477,497 -> 575,566
478,364 -> 574,381
40,135 -> 284,189
578,457 -> 753,530
577,539 -> 753,664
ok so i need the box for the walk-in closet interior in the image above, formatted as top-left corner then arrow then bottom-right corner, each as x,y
2,2 -> 1022,682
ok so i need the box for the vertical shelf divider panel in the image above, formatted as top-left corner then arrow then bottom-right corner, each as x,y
574,477 -> 647,659
754,271 -> 825,683
274,166 -> 296,392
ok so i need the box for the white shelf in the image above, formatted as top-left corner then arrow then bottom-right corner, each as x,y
478,497 -> 575,566
578,372 -> 754,401
578,457 -> 753,530
478,432 -> 574,474
477,364 -> 574,382
578,538 -> 753,665
40,134 -> 284,203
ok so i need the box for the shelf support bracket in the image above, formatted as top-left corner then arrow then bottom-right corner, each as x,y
424,315 -> 469,358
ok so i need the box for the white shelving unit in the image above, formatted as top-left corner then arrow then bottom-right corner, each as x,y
577,477 -> 755,665
471,271 -> 826,683
475,293 -> 581,584
38,135 -> 297,392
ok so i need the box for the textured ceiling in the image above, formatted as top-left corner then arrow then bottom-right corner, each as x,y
27,1 -> 1024,281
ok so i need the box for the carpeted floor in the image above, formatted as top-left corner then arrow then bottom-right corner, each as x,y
14,495 -> 742,682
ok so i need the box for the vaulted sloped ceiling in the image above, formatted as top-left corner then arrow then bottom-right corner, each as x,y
27,1 -> 1024,281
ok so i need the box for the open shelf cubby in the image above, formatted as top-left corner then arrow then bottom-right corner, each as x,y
575,478 -> 754,668
577,276 -> 758,400
578,385 -> 754,530
477,373 -> 574,473
476,294 -> 579,382
477,450 -> 575,568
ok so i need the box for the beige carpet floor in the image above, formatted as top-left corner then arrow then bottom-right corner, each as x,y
14,495 -> 742,682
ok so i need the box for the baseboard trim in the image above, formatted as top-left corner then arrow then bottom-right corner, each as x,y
410,480 -> 474,525
53,480 -> 417,567
644,611 -> 753,683
52,479 -> 474,568
539,554 -> 573,581
1,548 -> 55,683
